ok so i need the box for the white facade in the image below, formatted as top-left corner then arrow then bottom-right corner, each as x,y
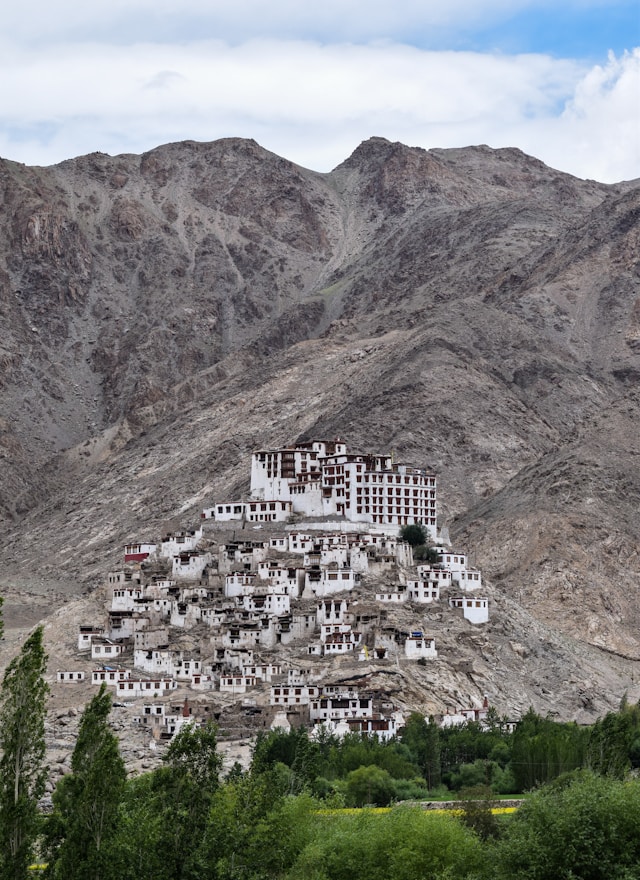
172,551 -> 212,580
248,441 -> 437,533
92,669 -> 129,685
323,631 -> 361,654
404,634 -> 437,659
220,674 -> 257,694
304,568 -> 359,598
270,684 -> 320,707
406,580 -> 440,603
320,622 -> 355,643
453,570 -> 483,590
316,598 -> 350,625
256,562 -> 304,595
375,590 -> 408,604
242,663 -> 282,682
224,572 -> 257,598
78,625 -> 104,652
116,677 -> 178,699
91,640 -> 125,661
309,694 -> 373,722
241,593 -> 290,615
416,566 -> 452,587
111,587 -> 144,611
434,549 -> 468,571
449,596 -> 489,624
210,500 -> 292,523
57,671 -> 86,682
159,527 -> 203,558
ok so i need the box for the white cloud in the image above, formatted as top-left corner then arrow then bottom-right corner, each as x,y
0,1 -> 539,44
0,38 -> 637,182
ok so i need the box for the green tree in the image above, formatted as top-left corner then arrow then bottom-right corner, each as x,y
495,772 -> 640,879
288,806 -> 484,880
399,523 -> 428,547
400,713 -> 441,788
586,701 -> 640,779
0,625 -> 48,880
344,765 -> 395,807
510,708 -> 587,791
153,721 -> 223,880
47,684 -> 126,880
457,784 -> 500,841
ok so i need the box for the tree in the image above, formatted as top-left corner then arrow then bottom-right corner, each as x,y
151,721 -> 223,880
457,784 -> 500,840
344,765 -> 395,807
47,684 -> 126,880
495,772 -> 640,879
399,523 -> 428,547
0,625 -> 48,880
401,713 -> 441,789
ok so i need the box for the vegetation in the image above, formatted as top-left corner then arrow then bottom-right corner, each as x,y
2,618 -> 640,879
494,772 -> 640,879
0,626 -> 48,880
399,523 -> 439,562
399,523 -> 428,547
45,684 -> 126,880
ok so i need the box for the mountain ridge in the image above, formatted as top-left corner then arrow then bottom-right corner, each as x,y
1,135 -> 639,719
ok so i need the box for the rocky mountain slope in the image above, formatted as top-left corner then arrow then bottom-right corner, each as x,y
0,136 -> 639,722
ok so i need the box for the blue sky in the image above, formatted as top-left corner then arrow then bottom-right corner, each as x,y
0,0 -> 638,181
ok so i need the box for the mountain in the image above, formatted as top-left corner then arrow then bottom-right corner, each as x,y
0,136 -> 639,721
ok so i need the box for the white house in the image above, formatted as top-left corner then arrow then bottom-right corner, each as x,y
269,684 -> 320,707
453,570 -> 483,590
57,671 -> 86,682
449,596 -> 489,624
91,640 -> 126,661
111,587 -> 144,611
115,676 -> 178,699
124,542 -> 156,563
219,674 -> 257,694
241,663 -> 282,682
241,593 -> 290,615
415,566 -> 452,588
375,590 -> 408,604
320,622 -> 355,644
159,527 -> 203,559
404,633 -> 437,660
316,598 -> 350,625
309,694 -> 373,722
303,567 -> 359,598
172,551 -> 212,580
78,625 -> 104,652
323,631 -> 361,655
92,668 -> 130,685
224,572 -> 257,598
406,580 -> 440,603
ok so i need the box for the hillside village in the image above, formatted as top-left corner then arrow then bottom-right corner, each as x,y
55,439 -> 499,760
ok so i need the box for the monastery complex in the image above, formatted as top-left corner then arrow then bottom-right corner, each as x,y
59,440 -> 495,746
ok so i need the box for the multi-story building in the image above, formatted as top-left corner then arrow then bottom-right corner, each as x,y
238,439 -> 437,534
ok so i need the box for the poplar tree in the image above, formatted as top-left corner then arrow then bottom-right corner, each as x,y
47,684 -> 125,880
0,625 -> 48,880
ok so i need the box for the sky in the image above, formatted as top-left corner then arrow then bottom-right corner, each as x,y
1,1 -> 638,182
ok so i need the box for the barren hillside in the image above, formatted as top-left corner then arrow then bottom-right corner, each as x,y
0,136 -> 639,722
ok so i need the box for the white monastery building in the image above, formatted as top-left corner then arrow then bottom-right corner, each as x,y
212,439 -> 437,535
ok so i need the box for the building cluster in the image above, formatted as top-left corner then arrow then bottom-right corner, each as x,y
58,440 -> 492,741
